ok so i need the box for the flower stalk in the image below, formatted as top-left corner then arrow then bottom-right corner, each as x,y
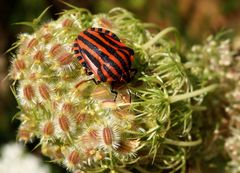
168,84 -> 218,103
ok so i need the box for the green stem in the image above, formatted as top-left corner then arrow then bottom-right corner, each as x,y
143,27 -> 178,49
145,126 -> 161,136
169,84 -> 217,103
142,23 -> 159,29
109,151 -> 114,170
183,62 -> 199,69
164,138 -> 202,147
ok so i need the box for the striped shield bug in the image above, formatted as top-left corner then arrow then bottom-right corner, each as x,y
73,28 -> 135,99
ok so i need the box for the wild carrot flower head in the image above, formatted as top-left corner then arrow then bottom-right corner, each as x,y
9,3 -> 222,173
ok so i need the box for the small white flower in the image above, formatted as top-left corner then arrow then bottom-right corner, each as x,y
17,80 -> 37,107
97,122 -> 121,150
0,143 -> 50,173
54,113 -> 77,141
92,14 -> 114,30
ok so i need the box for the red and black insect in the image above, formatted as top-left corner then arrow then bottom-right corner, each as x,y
73,27 -> 135,97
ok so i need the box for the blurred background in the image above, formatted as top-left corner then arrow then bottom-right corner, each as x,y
0,0 -> 240,172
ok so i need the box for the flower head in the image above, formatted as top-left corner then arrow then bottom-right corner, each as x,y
9,5 -> 221,173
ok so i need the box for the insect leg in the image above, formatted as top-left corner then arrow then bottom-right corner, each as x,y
75,75 -> 100,88
110,82 -> 118,101
92,78 -> 101,85
85,68 -> 93,75
130,68 -> 137,80
127,88 -> 132,103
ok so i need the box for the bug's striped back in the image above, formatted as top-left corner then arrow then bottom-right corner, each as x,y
73,28 -> 134,83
